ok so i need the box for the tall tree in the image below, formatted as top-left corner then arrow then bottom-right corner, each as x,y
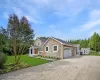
89,32 -> 100,51
7,14 -> 34,66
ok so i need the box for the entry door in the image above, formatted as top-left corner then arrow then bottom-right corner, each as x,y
64,48 -> 72,58
34,49 -> 38,54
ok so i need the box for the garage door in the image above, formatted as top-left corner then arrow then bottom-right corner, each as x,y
64,48 -> 72,58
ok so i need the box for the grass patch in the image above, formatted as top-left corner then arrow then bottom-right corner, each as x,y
0,55 -> 50,74
5,55 -> 50,66
89,51 -> 100,56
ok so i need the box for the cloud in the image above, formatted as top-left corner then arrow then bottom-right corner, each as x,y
30,0 -> 90,17
70,9 -> 100,39
89,9 -> 100,21
49,25 -> 56,29
80,9 -> 100,31
53,0 -> 90,17
1,0 -> 100,40
2,0 -> 91,24
25,15 -> 43,24
1,0 -> 43,24
81,20 -> 100,31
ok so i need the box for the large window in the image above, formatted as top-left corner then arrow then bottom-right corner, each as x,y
45,47 -> 49,52
53,45 -> 58,52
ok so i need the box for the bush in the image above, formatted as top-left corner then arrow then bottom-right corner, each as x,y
0,52 -> 7,69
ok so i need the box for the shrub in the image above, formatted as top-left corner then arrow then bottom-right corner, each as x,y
0,52 -> 7,69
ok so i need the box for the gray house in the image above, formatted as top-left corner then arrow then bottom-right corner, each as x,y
29,37 -> 80,59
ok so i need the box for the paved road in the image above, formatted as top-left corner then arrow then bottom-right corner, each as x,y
0,56 -> 100,80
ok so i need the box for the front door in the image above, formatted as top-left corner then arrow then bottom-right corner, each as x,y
34,49 -> 38,54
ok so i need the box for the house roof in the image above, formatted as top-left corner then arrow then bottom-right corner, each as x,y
36,37 -> 48,44
39,38 -> 47,43
42,37 -> 73,47
52,37 -> 73,46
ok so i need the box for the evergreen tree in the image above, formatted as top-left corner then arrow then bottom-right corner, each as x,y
89,32 -> 100,51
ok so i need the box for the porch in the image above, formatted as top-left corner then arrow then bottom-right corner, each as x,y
29,45 -> 41,57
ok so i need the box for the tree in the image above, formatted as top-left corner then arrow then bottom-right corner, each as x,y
89,32 -> 100,52
7,14 -> 34,66
68,38 -> 89,48
0,26 -> 8,53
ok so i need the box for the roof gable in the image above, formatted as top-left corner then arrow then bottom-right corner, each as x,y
36,37 -> 48,44
42,37 -> 73,47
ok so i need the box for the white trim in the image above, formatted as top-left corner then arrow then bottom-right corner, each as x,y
45,46 -> 49,52
51,37 -> 63,44
61,45 -> 64,59
53,45 -> 58,52
42,37 -> 63,47
42,37 -> 72,47
52,37 -> 73,46
42,38 -> 50,47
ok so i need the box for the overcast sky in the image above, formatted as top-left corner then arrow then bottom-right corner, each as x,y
0,0 -> 100,40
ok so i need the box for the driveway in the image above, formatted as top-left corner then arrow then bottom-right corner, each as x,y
0,56 -> 100,80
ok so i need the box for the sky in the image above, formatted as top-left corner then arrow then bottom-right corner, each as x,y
0,0 -> 100,40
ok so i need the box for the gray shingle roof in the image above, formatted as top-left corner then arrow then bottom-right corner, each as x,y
39,38 -> 47,43
52,37 -> 72,46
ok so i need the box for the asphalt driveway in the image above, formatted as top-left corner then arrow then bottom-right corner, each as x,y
0,56 -> 100,80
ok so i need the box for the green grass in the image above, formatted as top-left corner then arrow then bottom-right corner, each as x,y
0,55 -> 51,74
5,55 -> 50,66
89,51 -> 100,56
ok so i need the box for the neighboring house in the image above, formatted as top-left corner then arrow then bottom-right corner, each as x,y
81,48 -> 90,55
29,37 -> 80,59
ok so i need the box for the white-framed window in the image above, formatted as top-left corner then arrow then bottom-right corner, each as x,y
53,45 -> 58,52
45,46 -> 49,52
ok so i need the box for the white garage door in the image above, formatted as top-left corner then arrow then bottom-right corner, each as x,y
64,48 -> 72,58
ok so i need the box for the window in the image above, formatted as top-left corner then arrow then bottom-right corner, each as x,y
45,47 -> 49,52
53,45 -> 58,52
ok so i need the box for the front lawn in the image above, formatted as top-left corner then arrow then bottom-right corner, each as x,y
0,55 -> 50,74
6,55 -> 50,66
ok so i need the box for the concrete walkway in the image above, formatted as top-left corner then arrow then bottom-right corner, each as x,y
0,56 -> 100,80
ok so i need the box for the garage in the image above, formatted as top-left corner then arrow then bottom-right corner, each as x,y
63,48 -> 72,58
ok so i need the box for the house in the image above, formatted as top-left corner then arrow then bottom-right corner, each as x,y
29,37 -> 80,59
81,48 -> 90,55
29,37 -> 47,57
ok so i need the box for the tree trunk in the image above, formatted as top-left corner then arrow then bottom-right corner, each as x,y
13,37 -> 17,65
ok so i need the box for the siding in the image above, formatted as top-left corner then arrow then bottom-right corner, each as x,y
34,38 -> 42,46
42,38 -> 62,58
